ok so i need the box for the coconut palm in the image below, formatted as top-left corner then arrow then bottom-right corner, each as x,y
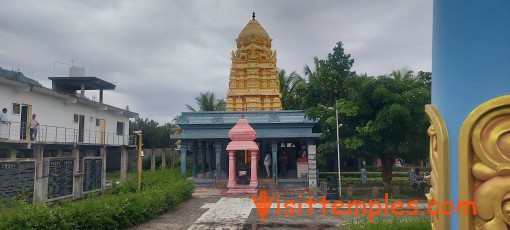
390,67 -> 415,81
278,68 -> 306,110
185,91 -> 226,112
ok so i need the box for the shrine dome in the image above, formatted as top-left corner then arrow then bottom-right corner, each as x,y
228,118 -> 256,141
237,19 -> 271,42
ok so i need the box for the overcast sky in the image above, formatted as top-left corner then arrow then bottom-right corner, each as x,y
0,0 -> 432,124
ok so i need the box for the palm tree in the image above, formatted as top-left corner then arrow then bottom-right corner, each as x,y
278,68 -> 306,110
390,67 -> 415,81
303,56 -> 321,80
185,91 -> 226,112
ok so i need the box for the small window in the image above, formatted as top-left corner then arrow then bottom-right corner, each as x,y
73,114 -> 79,123
116,122 -> 124,135
12,103 -> 20,115
90,117 -> 94,123
96,119 -> 100,126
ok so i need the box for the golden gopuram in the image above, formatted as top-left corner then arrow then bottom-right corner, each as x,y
226,13 -> 282,111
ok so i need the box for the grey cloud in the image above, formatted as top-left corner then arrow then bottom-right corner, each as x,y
0,0 -> 432,124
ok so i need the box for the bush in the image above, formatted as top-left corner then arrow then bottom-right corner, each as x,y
347,217 -> 431,230
0,169 -> 194,229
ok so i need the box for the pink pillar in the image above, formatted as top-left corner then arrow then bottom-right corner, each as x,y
250,150 -> 258,187
227,151 -> 236,188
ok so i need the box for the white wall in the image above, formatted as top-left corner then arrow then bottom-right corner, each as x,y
0,83 -> 132,145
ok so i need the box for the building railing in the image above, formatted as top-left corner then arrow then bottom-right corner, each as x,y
0,122 -> 136,146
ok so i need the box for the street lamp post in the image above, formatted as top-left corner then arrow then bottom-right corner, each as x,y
333,86 -> 342,198
134,130 -> 143,192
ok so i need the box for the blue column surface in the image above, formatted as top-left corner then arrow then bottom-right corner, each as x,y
432,1 -> 510,228
201,141 -> 206,174
192,141 -> 198,177
214,141 -> 222,178
271,141 -> 278,179
208,142 -> 213,173
180,141 -> 188,176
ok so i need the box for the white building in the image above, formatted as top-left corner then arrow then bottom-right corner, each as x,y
0,68 -> 137,144
0,67 -> 138,202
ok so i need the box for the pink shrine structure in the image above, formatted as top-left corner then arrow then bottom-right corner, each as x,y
225,118 -> 259,194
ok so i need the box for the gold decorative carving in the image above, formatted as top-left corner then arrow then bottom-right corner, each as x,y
425,104 -> 450,230
459,95 -> 510,230
226,18 -> 282,111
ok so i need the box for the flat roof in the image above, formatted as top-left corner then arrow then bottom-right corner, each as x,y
48,77 -> 116,90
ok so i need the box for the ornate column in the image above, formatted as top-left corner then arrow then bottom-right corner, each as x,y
250,150 -> 258,187
201,141 -> 206,175
432,1 -> 510,229
208,142 -> 213,173
214,141 -> 222,178
271,141 -> 278,181
227,150 -> 236,188
192,141 -> 198,177
180,141 -> 188,176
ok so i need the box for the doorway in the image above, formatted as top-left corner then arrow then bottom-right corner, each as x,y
78,115 -> 85,142
19,105 -> 31,140
99,119 -> 105,144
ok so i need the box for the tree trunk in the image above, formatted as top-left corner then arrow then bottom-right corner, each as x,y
380,154 -> 394,194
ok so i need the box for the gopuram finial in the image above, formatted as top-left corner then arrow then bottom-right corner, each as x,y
252,12 -> 255,20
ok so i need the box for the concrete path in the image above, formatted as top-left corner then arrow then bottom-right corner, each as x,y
131,187 -> 429,230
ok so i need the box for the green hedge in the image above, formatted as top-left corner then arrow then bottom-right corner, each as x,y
341,177 -> 411,185
348,217 -> 431,230
0,169 -> 194,230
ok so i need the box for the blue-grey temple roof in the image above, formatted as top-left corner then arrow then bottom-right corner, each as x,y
173,110 -> 321,140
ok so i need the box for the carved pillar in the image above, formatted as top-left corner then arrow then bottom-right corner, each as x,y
227,150 -> 236,188
201,141 -> 206,175
180,141 -> 188,176
425,105 -> 450,230
250,150 -> 258,187
192,141 -> 198,177
208,142 -> 213,173
271,141 -> 278,185
215,141 -> 222,178
459,96 -> 510,230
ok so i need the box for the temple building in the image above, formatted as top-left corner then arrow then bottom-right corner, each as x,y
226,14 -> 282,111
173,14 -> 320,191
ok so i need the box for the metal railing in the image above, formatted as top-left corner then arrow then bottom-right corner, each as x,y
0,121 -> 136,146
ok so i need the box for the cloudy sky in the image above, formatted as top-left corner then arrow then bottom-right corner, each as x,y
0,0 -> 432,124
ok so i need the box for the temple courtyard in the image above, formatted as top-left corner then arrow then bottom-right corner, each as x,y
131,186 -> 430,230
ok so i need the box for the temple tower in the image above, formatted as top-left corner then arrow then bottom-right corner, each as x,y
226,13 -> 282,111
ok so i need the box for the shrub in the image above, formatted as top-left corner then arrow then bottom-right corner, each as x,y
347,217 -> 431,230
0,169 -> 194,230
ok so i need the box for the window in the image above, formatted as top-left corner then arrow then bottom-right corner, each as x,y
116,122 -> 124,135
90,117 -> 94,123
73,114 -> 79,123
12,103 -> 20,115
96,118 -> 100,126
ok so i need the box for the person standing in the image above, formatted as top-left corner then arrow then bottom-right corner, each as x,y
0,108 -> 11,139
264,152 -> 271,178
360,160 -> 367,185
30,114 -> 39,141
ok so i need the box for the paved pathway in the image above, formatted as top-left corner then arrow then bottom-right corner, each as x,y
132,186 -> 429,230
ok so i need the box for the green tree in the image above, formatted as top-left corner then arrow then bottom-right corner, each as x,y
185,91 -> 226,111
339,71 -> 431,192
129,117 -> 179,149
278,68 -> 306,110
304,42 -> 356,170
